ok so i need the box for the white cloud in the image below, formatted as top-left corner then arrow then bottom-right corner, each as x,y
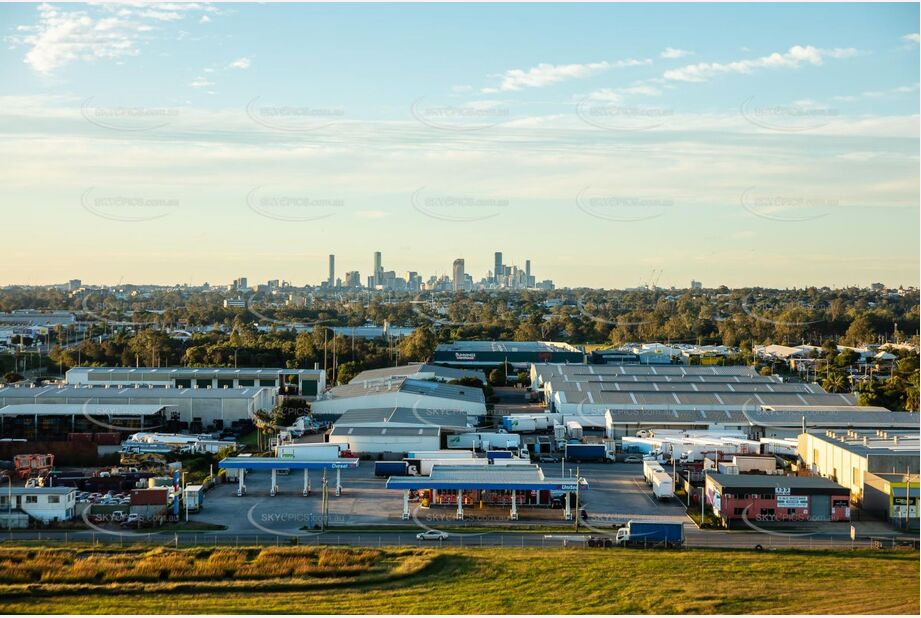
200,15 -> 211,24
833,83 -> 919,102
228,57 -> 251,70
663,45 -> 857,83
485,58 -> 651,92
9,2 -> 214,74
660,47 -> 692,59
189,76 -> 215,89
903,33 -> 921,44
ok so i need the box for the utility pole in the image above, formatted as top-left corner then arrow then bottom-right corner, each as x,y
574,466 -> 581,532
321,469 -> 329,530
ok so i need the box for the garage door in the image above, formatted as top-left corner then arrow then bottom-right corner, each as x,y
811,494 -> 830,520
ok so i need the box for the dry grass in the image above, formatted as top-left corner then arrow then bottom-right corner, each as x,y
0,545 -> 916,614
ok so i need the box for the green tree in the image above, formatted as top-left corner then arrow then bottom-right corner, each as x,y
399,326 -> 437,362
336,361 -> 363,385
3,371 -> 24,384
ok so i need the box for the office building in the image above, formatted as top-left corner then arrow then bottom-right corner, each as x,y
494,252 -> 503,284
453,258 -> 465,292
373,252 -> 383,287
328,254 -> 335,287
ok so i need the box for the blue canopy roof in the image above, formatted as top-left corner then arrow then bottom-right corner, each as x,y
218,457 -> 359,470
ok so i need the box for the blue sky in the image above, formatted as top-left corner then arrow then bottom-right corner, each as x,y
1,2 -> 918,289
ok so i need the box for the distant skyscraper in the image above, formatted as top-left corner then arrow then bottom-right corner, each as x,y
525,260 -> 531,287
328,254 -> 335,287
691,280 -> 702,290
452,258 -> 465,292
373,251 -> 383,287
494,252 -> 503,285
233,277 -> 248,291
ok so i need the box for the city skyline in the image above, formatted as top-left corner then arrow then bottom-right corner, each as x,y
0,3 -> 918,289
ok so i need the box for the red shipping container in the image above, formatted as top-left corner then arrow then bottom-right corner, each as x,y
130,488 -> 169,506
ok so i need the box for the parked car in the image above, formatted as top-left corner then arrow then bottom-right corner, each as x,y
538,455 -> 561,463
120,513 -> 143,527
416,530 -> 449,541
623,455 -> 644,464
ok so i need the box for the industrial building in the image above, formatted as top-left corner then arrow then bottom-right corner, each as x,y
798,430 -> 920,503
862,472 -> 919,530
0,384 -> 273,430
66,366 -> 325,398
433,341 -> 584,369
705,474 -> 851,528
603,406 -> 919,440
329,425 -> 442,455
311,377 -> 486,421
333,406 -> 470,431
0,487 -> 77,527
348,364 -> 486,386
529,363 -> 765,390
0,403 -> 171,439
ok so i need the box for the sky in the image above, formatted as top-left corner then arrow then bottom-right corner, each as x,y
0,2 -> 918,290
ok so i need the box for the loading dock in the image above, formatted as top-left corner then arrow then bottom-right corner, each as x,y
386,464 -> 587,521
218,457 -> 359,497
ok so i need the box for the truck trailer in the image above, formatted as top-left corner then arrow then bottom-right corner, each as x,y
615,520 -> 684,548
651,472 -> 674,500
275,443 -> 342,460
374,461 -> 410,477
564,443 -> 612,463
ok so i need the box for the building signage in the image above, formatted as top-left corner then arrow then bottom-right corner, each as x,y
559,484 -> 578,491
777,495 -> 809,509
775,486 -> 791,496
454,353 -> 476,361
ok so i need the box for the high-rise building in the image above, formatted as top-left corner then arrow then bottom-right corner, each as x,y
452,258 -> 465,292
691,280 -> 702,290
494,252 -> 503,285
328,255 -> 335,287
233,277 -> 248,291
344,271 -> 361,288
525,260 -> 531,287
373,251 -> 383,287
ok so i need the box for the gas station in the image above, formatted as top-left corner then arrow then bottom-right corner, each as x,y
386,464 -> 588,521
218,457 -> 360,497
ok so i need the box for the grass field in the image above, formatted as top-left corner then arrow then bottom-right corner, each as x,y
0,545 -> 917,614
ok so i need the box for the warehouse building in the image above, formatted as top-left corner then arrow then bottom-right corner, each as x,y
0,384 -> 273,430
66,366 -> 325,398
0,403 -> 172,439
798,430 -> 920,503
705,473 -> 851,528
311,378 -> 486,422
862,472 -> 919,530
530,363 -> 761,391
0,487 -> 77,527
348,364 -> 487,386
329,425 -> 442,455
604,406 -> 919,440
433,341 -> 584,369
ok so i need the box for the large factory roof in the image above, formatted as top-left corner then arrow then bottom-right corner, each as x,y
708,474 -> 848,491
437,341 -> 582,353
322,378 -> 484,404
0,403 -> 170,417
0,384 -> 270,400
68,366 -> 322,377
330,425 -> 440,438
605,406 -> 915,428
348,364 -> 486,385
805,430 -> 921,457
334,406 -> 470,429
534,363 -> 759,378
556,387 -> 856,408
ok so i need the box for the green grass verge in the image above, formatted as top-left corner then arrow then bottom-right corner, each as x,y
0,544 -> 916,614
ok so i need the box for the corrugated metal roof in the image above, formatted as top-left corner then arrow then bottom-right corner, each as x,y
0,403 -> 169,417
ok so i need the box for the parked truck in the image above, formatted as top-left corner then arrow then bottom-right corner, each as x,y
565,421 -> 584,440
651,471 -> 674,500
564,443 -> 613,463
643,460 -> 665,485
615,520 -> 684,548
374,461 -> 410,477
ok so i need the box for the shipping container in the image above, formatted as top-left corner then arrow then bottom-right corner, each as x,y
374,461 -> 409,477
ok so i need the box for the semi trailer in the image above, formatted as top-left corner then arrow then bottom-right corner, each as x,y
615,520 -> 684,548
